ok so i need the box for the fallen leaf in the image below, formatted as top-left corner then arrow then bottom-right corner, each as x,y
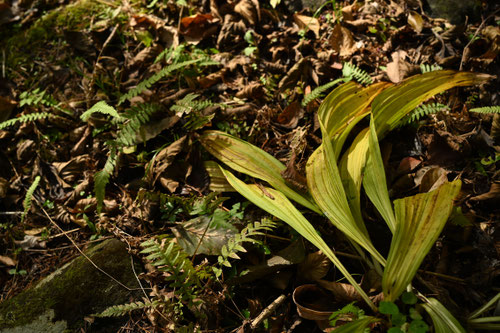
329,24 -> 357,57
386,50 -> 410,83
276,101 -> 304,129
0,95 -> 17,122
419,166 -> 448,193
297,251 -> 330,282
0,176 -> 7,198
470,182 -> 500,204
408,10 -> 424,33
0,255 -> 16,266
293,14 -> 320,38
14,235 -> 46,250
180,13 -> 219,43
234,0 -> 259,25
396,156 -> 422,175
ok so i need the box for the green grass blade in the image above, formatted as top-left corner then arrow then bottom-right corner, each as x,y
221,168 -> 376,311
382,180 -> 461,301
200,130 -> 320,213
330,317 -> 379,332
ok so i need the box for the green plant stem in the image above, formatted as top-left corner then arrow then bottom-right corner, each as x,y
468,292 -> 500,319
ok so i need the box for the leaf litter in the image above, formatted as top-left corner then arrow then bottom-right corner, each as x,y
0,0 -> 499,331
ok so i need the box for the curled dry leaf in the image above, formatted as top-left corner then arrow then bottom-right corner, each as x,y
234,0 -> 260,25
235,82 -> 264,99
276,101 -> 304,129
0,255 -> 16,266
470,182 -> 500,204
180,13 -> 219,43
292,284 -> 337,320
0,176 -> 8,198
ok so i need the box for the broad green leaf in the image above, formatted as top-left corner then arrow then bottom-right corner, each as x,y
421,297 -> 466,333
383,180 -> 461,301
330,316 -> 379,332
307,122 -> 385,266
200,131 -> 320,213
221,168 -> 376,311
318,81 -> 389,156
339,128 -> 369,226
363,120 -> 397,233
372,70 -> 492,136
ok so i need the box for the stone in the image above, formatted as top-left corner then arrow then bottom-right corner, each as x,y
0,239 -> 143,332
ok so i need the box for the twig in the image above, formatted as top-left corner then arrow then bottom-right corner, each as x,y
250,294 -> 287,329
460,8 -> 500,71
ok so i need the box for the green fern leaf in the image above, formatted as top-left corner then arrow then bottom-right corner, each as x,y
21,176 -> 41,223
402,102 -> 449,125
95,301 -> 149,317
342,62 -> 373,85
118,59 -> 202,105
81,101 -> 123,122
0,112 -> 52,130
420,63 -> 443,74
94,148 -> 117,214
302,78 -> 347,107
115,104 -> 158,146
469,106 -> 500,114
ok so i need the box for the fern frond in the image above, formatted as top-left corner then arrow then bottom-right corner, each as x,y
19,89 -> 58,107
94,301 -> 150,317
402,102 -> 449,125
470,106 -> 500,114
420,63 -> 442,74
94,148 -> 118,214
342,62 -> 373,85
171,93 -> 217,116
118,59 -> 202,105
0,112 -> 52,130
302,78 -> 347,107
215,218 -> 277,277
22,176 -> 41,223
80,101 -> 123,122
115,103 -> 159,146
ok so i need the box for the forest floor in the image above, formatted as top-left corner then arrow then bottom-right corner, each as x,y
0,0 -> 499,332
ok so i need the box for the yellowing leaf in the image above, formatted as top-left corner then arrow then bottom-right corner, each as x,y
199,131 -> 320,213
407,10 -> 424,33
221,167 -> 376,311
382,180 -> 461,301
306,122 -> 385,266
372,71 -> 493,137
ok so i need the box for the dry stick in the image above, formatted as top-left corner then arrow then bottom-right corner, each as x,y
459,8 -> 500,71
39,205 -> 143,291
250,294 -> 287,329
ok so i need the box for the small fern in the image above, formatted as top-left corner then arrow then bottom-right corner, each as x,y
95,301 -> 152,317
214,218 -> 277,278
94,147 -> 118,214
342,62 -> 373,85
470,106 -> 500,114
402,102 -> 449,125
80,101 -> 123,122
118,59 -> 202,105
140,238 -> 203,308
0,112 -> 52,130
302,78 -> 347,107
19,88 -> 58,107
115,103 -> 159,146
22,176 -> 40,223
171,93 -> 217,116
420,63 -> 443,74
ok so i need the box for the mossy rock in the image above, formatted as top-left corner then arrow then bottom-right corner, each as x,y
0,238 -> 143,332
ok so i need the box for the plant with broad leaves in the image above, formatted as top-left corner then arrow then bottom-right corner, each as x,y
199,70 -> 492,330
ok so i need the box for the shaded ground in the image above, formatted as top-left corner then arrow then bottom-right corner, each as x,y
0,0 -> 499,332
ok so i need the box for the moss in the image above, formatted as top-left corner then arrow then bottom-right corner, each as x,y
0,239 -> 143,331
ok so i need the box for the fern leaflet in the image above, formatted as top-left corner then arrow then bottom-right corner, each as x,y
80,101 -> 123,121
420,63 -> 443,73
94,147 -> 118,214
116,103 -> 159,146
19,88 -> 58,107
302,78 -> 347,107
342,62 -> 373,85
0,112 -> 52,130
118,59 -> 202,105
95,301 -> 151,317
470,106 -> 500,114
22,176 -> 40,223
402,102 -> 449,125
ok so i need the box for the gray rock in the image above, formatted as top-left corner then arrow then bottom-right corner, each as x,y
0,239 -> 143,332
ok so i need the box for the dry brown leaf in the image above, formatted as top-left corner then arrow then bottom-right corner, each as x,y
408,10 -> 424,33
419,166 -> 448,193
235,82 -> 264,99
386,50 -> 414,83
328,24 -> 357,57
53,155 -> 90,184
470,182 -> 500,204
0,255 -> 16,267
318,279 -> 364,303
0,95 -> 16,122
234,0 -> 259,25
0,176 -> 7,198
276,101 -> 304,129
297,251 -> 330,282
180,13 -> 219,43
293,14 -> 320,38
